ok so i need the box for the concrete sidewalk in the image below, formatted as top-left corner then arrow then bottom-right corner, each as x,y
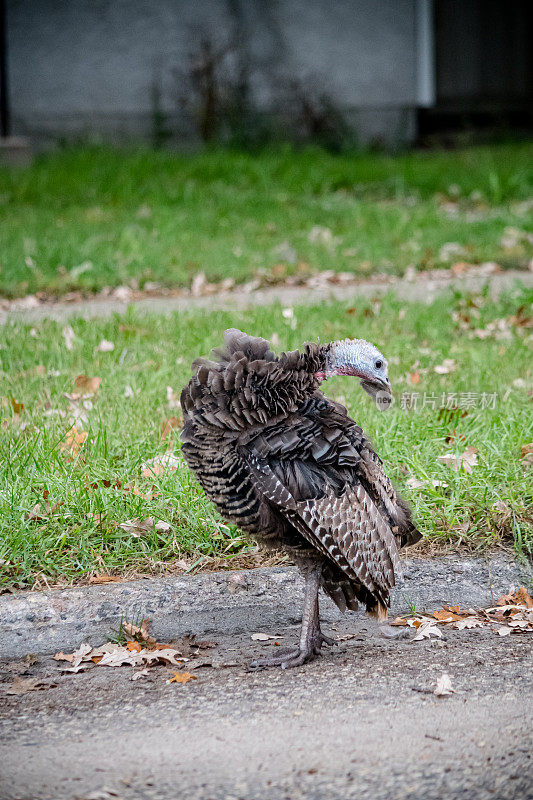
1,270 -> 532,325
0,556 -> 532,800
1,555 -> 530,659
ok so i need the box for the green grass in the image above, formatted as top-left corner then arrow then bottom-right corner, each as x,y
1,287 -> 531,589
0,143 -> 532,298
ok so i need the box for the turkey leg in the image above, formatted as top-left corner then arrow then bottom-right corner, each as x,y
248,562 -> 334,670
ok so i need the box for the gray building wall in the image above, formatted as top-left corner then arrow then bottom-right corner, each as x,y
7,0 -> 431,145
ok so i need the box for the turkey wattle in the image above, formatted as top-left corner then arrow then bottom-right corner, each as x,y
180,329 -> 421,669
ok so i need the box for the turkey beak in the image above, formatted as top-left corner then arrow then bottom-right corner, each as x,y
360,377 -> 393,411
381,377 -> 392,394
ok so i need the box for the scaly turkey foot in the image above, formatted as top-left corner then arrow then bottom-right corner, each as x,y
311,630 -> 336,649
379,623 -> 411,640
248,645 -> 318,671
248,629 -> 335,671
248,561 -> 335,670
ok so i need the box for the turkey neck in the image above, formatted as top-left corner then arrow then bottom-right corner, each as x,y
276,342 -> 330,393
249,342 -> 332,419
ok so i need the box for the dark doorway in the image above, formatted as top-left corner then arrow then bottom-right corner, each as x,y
418,0 -> 533,143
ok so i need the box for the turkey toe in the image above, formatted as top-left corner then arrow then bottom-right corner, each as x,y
248,646 -> 320,671
379,624 -> 411,640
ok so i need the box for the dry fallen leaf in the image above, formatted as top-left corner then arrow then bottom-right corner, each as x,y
24,493 -> 63,522
393,596 -> 533,638
131,669 -> 150,681
308,226 -> 339,248
69,643 -> 93,667
438,446 -> 478,474
492,500 -> 511,516
443,604 -> 463,615
62,394 -> 90,427
433,608 -> 460,622
453,618 -> 483,630
406,477 -> 425,489
434,673 -> 455,697
123,618 -> 156,648
191,272 -> 207,297
61,426 -> 88,457
485,604 -> 520,615
407,477 -> 448,490
88,574 -> 122,585
434,359 -> 456,375
497,626 -> 513,637
496,591 -> 515,606
10,397 -> 24,414
172,558 -> 191,572
166,386 -> 181,409
515,587 -> 533,608
508,619 -> 529,629
166,671 -> 197,685
62,325 -> 75,350
119,517 -> 154,538
413,619 -> 443,641
24,503 -> 46,522
445,429 -> 467,446
53,651 -> 74,663
160,416 -> 182,441
141,453 -> 180,478
101,645 -> 185,668
97,648 -> 141,667
2,677 -> 57,695
59,662 -> 94,674
96,339 -> 115,352
74,375 -> 102,396
439,242 -> 465,262
165,634 -> 217,657
520,443 -> 533,469
497,587 -> 533,608
52,641 -> 187,671
5,656 -> 38,675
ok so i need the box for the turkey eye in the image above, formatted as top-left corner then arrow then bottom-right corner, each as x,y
375,360 -> 383,370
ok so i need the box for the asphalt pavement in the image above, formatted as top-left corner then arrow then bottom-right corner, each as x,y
0,557 -> 531,800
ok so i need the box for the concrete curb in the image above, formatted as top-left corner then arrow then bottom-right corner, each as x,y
1,556 -> 530,659
1,271 -> 531,325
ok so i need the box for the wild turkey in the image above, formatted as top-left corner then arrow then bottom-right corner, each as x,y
180,329 -> 421,668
